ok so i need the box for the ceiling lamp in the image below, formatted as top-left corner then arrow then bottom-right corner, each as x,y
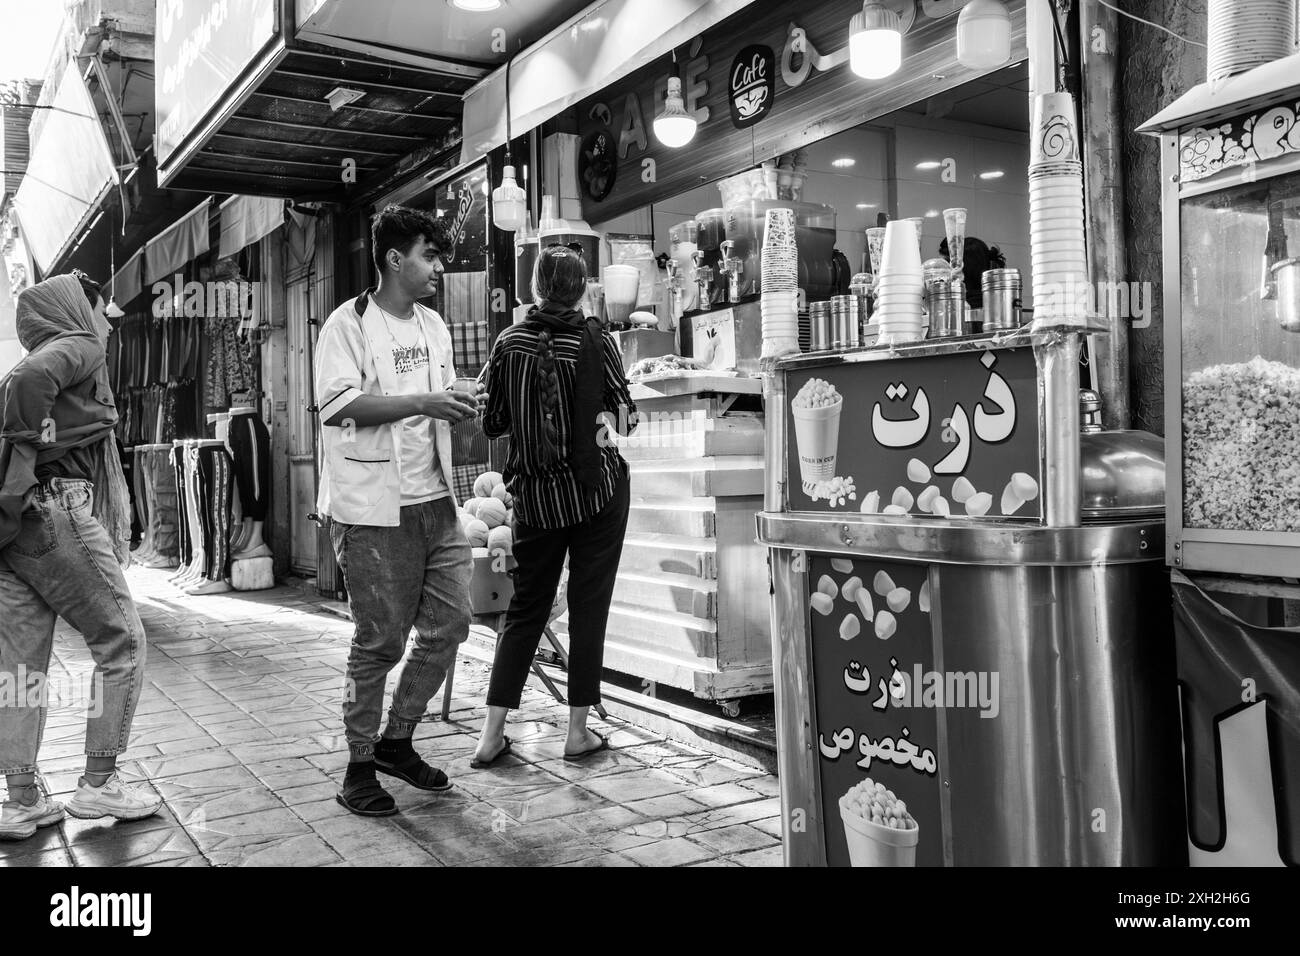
654,73 -> 697,148
849,1 -> 903,80
449,0 -> 503,12
492,52 -> 526,232
957,0 -> 1011,70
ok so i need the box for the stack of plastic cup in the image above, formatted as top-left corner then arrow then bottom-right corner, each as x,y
874,218 -> 926,345
761,206 -> 800,357
1207,0 -> 1296,81
1028,92 -> 1088,329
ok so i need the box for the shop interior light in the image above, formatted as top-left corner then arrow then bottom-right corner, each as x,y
832,157 -> 857,168
325,86 -> 365,112
654,75 -> 698,148
979,169 -> 1005,179
492,166 -> 526,232
448,0 -> 502,12
915,160 -> 942,170
956,0 -> 1011,70
925,209 -> 940,217
492,50 -> 526,232
856,203 -> 878,209
849,1 -> 903,80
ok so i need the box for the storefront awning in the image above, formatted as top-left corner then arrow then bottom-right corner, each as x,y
11,61 -> 120,273
219,194 -> 285,258
459,0 -> 759,163
111,248 -> 144,308
145,199 -> 212,285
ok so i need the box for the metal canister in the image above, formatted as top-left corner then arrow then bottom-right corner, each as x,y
809,301 -> 831,351
829,294 -> 860,350
982,268 -> 1022,330
928,287 -> 965,338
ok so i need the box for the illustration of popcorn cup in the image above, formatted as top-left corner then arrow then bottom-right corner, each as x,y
840,800 -> 919,866
791,378 -> 842,485
839,779 -> 919,867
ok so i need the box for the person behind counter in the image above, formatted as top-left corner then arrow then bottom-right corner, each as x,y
472,245 -> 638,767
0,272 -> 162,840
938,236 -> 1007,309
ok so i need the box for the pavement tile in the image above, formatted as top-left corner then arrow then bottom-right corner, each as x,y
0,845 -> 74,867
68,825 -> 201,867
215,833 -> 341,867
579,768 -> 693,804
732,845 -> 784,867
621,793 -> 708,819
751,817 -> 784,840
682,782 -> 768,810
0,821 -> 66,860
184,808 -> 312,858
503,782 -> 608,823
560,805 -> 648,837
621,837 -> 714,868
735,775 -> 781,798
555,852 -> 640,867
313,816 -> 427,859
134,749 -> 243,780
424,833 -> 512,865
681,823 -> 778,855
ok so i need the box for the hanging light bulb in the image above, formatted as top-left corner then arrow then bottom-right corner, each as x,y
654,76 -> 698,148
492,165 -> 527,232
849,1 -> 903,80
957,0 -> 1011,70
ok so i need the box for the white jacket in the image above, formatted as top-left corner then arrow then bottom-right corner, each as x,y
314,289 -> 458,526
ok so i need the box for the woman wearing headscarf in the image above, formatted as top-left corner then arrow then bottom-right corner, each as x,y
0,272 -> 160,842
472,246 -> 638,766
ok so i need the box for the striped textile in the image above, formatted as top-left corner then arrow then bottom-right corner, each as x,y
480,319 -> 637,529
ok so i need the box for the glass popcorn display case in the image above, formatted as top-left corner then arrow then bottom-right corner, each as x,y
1142,68 -> 1300,578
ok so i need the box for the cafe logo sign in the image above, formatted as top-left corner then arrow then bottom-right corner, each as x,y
447,182 -> 476,262
729,45 -> 776,130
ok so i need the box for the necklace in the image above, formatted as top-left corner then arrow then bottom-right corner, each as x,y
374,299 -> 416,343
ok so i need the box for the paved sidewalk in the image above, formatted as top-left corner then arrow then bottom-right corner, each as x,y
0,567 -> 782,867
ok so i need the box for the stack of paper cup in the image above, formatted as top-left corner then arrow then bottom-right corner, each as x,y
1028,92 -> 1088,329
874,218 -> 926,345
762,206 -> 800,357
1207,0 -> 1296,82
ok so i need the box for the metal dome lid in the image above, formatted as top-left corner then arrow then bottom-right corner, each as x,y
1080,429 -> 1166,522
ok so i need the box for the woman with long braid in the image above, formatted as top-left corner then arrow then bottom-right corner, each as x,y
472,246 -> 637,766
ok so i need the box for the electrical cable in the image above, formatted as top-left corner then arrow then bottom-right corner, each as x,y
1095,0 -> 1208,48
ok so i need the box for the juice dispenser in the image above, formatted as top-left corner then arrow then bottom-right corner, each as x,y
695,208 -> 728,309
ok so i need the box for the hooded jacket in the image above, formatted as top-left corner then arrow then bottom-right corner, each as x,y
0,275 -> 130,560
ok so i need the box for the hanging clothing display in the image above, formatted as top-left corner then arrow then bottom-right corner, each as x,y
227,407 -> 270,522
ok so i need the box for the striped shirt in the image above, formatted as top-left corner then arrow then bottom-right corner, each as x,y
482,321 -> 638,529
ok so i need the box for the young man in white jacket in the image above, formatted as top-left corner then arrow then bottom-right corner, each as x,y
314,205 -> 483,816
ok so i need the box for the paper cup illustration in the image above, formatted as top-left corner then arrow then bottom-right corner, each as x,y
791,379 -> 842,485
839,795 -> 919,867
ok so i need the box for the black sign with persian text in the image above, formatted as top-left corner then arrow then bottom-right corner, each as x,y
784,345 -> 1042,520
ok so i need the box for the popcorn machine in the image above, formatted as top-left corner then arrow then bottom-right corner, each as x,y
1139,61 -> 1300,577
1138,52 -> 1300,869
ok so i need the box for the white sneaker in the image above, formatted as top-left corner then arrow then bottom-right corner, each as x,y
65,773 -> 162,821
0,780 -> 65,841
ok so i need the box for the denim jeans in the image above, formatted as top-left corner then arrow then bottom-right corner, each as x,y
0,478 -> 147,774
330,497 -> 472,760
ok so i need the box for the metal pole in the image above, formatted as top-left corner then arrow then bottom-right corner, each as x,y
1042,335 -> 1082,526
1081,0 -> 1132,429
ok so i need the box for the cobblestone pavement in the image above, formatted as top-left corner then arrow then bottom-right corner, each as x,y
0,567 -> 782,867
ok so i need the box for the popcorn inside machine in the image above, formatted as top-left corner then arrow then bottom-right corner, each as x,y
1141,69 -> 1300,577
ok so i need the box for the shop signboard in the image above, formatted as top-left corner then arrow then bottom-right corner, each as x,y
783,346 -> 1042,519
572,0 -> 1027,221
1173,575 -> 1300,866
806,553 -> 943,866
156,0 -> 279,173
